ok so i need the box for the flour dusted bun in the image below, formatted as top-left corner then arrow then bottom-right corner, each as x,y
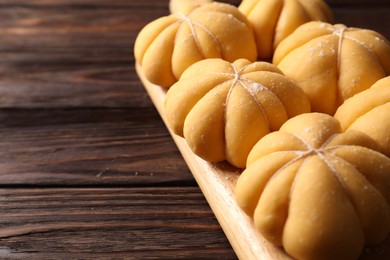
273,21 -> 390,115
165,58 -> 310,168
235,113 -> 390,260
335,76 -> 390,157
239,0 -> 332,59
169,0 -> 212,15
134,2 -> 257,88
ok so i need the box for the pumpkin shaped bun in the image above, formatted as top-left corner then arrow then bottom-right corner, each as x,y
235,113 -> 390,260
169,0 -> 212,15
335,76 -> 390,158
134,2 -> 257,88
273,21 -> 390,115
165,58 -> 310,168
239,0 -> 332,59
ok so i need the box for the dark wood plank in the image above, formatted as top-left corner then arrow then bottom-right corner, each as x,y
0,108 -> 193,186
334,7 -> 390,36
0,187 -> 237,259
0,4 -> 162,108
0,58 -> 151,109
327,0 -> 389,6
0,187 -> 388,259
0,6 -> 167,50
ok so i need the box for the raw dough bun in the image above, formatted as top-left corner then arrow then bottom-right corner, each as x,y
235,113 -> 390,260
273,21 -> 390,115
165,58 -> 310,168
334,76 -> 390,157
169,0 -> 213,15
134,2 -> 257,88
239,0 -> 332,59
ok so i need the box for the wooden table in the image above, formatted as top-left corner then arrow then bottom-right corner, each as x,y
0,0 -> 389,259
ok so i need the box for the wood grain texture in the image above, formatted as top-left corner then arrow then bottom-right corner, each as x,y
0,187 -> 236,259
0,5 -> 164,108
0,108 -> 194,186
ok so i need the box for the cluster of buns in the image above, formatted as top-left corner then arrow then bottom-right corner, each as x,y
135,0 -> 390,259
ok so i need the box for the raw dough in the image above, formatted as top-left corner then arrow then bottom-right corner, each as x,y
134,2 -> 257,88
334,76 -> 390,157
235,113 -> 390,260
165,58 -> 310,168
239,0 -> 332,59
273,21 -> 390,115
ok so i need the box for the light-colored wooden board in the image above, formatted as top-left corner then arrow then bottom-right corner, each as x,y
136,64 -> 291,260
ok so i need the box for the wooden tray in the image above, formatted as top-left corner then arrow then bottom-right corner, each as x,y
136,64 -> 290,260
136,64 -> 390,260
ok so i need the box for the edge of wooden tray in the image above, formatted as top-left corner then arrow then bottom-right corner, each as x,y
136,63 -> 290,260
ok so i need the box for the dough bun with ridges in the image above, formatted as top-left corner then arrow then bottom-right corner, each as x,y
134,2 -> 257,88
239,0 -> 333,59
334,76 -> 390,158
273,21 -> 390,115
235,113 -> 390,260
165,58 -> 310,168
